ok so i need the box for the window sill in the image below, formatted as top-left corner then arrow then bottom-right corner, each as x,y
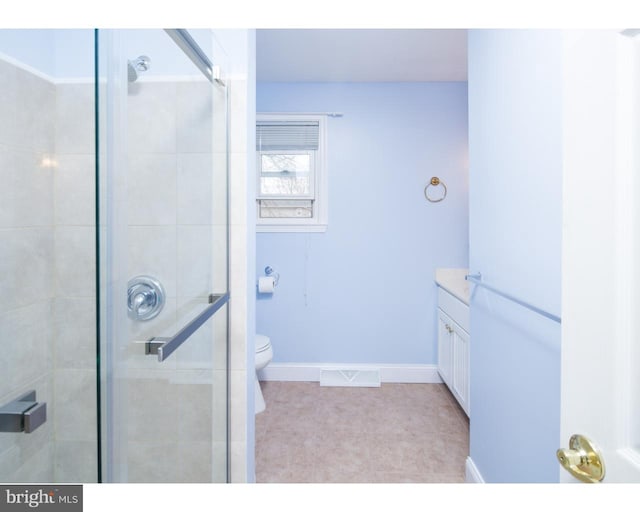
256,224 -> 327,233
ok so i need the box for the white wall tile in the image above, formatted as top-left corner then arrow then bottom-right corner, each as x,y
0,147 -> 54,228
0,228 -> 54,311
212,441 -> 227,482
0,59 -> 54,151
176,379 -> 213,443
0,62 -> 55,153
54,440 -> 97,483
55,83 -> 94,154
126,441 -> 180,483
54,226 -> 95,298
126,377 -> 180,443
53,369 -> 96,442
10,444 -> 54,483
0,446 -> 21,482
210,369 -> 228,444
127,82 -> 177,154
127,154 -> 177,226
53,298 -> 96,370
177,81 -> 212,154
0,301 -> 53,397
177,153 -> 213,225
176,441 -> 213,482
54,154 -> 95,226
14,66 -> 55,153
177,226 -> 212,298
0,60 -> 19,149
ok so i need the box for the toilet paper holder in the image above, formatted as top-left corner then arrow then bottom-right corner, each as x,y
264,266 -> 279,286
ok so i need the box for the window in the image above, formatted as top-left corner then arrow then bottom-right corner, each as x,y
256,114 -> 327,232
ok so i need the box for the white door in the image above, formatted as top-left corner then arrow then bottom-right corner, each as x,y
561,29 -> 640,482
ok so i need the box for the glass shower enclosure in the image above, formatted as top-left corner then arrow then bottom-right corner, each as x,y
0,28 -> 229,483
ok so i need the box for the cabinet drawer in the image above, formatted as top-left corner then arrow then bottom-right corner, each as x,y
437,287 -> 469,333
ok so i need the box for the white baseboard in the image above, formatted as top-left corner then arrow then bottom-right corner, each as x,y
258,363 -> 442,384
465,457 -> 485,483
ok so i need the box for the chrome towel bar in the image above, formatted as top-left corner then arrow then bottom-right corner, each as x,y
146,292 -> 229,362
465,273 -> 561,324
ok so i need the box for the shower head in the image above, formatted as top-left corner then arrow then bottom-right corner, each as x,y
127,55 -> 151,83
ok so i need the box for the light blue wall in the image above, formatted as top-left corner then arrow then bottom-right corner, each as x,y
0,29 -> 56,75
256,82 -> 468,364
468,29 -> 562,482
53,30 -> 94,78
0,29 -> 95,78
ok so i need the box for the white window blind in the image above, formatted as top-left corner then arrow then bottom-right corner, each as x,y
256,114 -> 327,232
256,121 -> 320,151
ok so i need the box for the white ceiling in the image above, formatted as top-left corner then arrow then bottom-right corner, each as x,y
256,29 -> 467,82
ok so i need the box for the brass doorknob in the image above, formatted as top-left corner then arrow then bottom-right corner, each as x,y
557,434 -> 605,483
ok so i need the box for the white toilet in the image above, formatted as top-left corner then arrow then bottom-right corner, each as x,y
255,334 -> 273,414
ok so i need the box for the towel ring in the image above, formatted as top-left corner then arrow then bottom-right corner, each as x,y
424,177 -> 447,203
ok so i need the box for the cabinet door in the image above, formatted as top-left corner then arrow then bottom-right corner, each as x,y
437,309 -> 453,387
451,323 -> 470,416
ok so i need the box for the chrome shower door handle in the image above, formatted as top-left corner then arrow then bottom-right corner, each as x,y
145,292 -> 229,362
0,390 -> 47,434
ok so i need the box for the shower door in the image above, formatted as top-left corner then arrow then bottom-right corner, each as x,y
96,29 -> 229,483
0,29 -> 98,483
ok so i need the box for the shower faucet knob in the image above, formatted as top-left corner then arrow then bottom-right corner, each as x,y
127,275 -> 165,321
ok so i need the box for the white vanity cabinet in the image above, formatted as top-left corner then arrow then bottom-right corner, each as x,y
437,286 -> 470,417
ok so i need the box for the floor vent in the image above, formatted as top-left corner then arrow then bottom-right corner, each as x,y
319,368 -> 381,387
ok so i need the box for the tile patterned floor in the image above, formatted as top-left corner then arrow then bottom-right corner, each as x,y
255,381 -> 469,483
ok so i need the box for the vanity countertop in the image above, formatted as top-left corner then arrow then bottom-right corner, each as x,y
435,268 -> 470,305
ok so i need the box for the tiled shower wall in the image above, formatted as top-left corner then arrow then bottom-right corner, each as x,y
0,58 -> 57,482
53,82 -> 97,482
0,59 -> 97,482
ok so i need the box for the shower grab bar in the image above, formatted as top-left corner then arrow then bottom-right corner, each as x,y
146,292 -> 229,362
465,273 -> 561,324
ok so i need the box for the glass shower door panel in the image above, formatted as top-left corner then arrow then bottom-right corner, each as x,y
0,29 -> 98,484
98,29 -> 228,483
